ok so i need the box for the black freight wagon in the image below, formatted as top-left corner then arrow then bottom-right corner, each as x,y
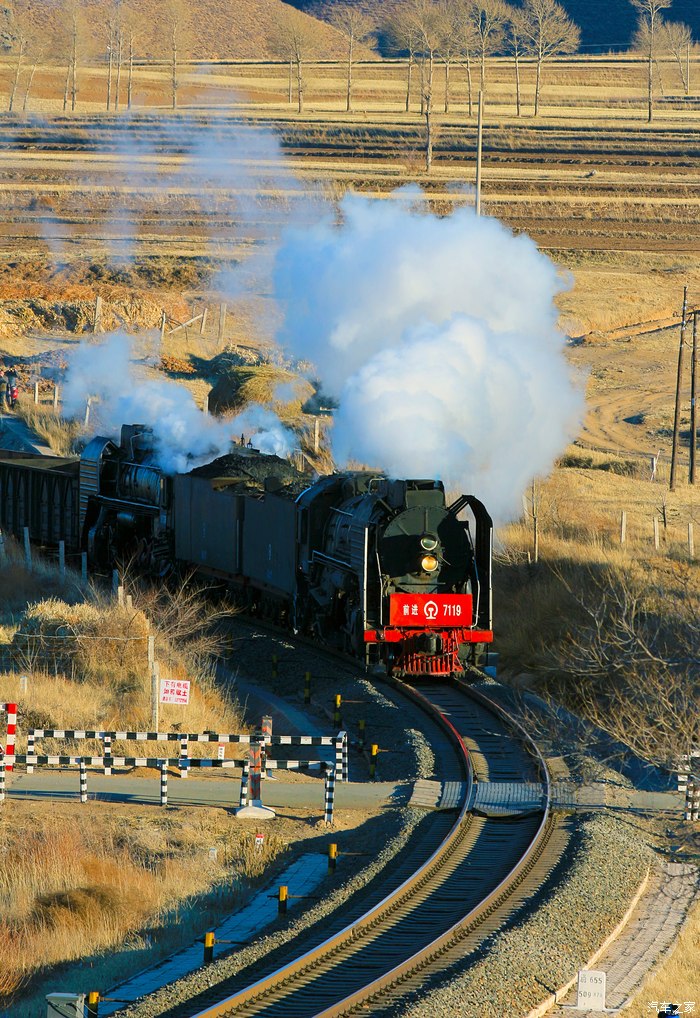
0,451 -> 81,549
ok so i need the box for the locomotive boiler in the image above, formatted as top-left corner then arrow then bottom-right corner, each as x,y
0,425 -> 493,679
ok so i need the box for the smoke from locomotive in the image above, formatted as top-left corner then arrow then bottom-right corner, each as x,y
273,187 -> 585,523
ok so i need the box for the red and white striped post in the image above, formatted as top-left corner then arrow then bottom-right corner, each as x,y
4,703 -> 16,772
249,743 -> 262,804
262,715 -> 273,779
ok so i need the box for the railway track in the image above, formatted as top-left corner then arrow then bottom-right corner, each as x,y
150,674 -> 569,1018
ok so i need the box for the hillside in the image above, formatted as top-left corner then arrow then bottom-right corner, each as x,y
288,0 -> 700,54
0,0 -> 364,63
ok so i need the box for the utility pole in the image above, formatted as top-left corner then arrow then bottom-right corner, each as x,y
670,286 -> 688,492
475,90 -> 484,217
690,310 -> 698,484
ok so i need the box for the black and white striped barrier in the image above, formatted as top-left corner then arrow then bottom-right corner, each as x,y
160,761 -> 168,806
16,755 -> 333,771
324,766 -> 336,826
0,762 -> 5,803
13,755 -> 334,817
24,728 -> 349,780
79,758 -> 87,803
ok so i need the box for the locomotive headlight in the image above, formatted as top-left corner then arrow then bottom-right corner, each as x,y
420,554 -> 439,573
420,534 -> 439,552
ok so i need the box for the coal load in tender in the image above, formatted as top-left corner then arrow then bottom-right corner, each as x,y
187,448 -> 310,497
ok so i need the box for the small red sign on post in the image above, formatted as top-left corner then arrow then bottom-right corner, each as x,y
159,679 -> 191,705
389,593 -> 473,628
255,832 -> 264,851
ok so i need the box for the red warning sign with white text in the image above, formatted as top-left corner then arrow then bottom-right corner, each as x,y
389,594 -> 473,628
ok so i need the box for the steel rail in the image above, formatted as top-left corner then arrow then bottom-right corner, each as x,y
188,678 -> 554,1018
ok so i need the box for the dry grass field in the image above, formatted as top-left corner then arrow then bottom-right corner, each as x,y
0,50 -> 698,1012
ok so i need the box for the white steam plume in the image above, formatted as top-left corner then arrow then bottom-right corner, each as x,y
62,334 -> 298,472
273,187 -> 584,523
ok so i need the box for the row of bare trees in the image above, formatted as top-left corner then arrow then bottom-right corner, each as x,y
2,0 -> 696,118
383,0 -> 580,119
5,0 -> 191,114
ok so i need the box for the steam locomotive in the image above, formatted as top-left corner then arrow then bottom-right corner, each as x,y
0,425 -> 493,678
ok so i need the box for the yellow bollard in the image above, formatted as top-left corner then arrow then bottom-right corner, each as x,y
203,931 -> 215,965
278,884 -> 288,914
333,693 -> 342,727
370,743 -> 379,781
87,991 -> 100,1018
328,842 -> 338,873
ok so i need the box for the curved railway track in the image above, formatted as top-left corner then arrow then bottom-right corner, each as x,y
150,674 -> 568,1018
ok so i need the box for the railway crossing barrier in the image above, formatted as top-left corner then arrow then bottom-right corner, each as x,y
12,753 -> 339,821
23,727 -> 349,781
0,702 -> 16,771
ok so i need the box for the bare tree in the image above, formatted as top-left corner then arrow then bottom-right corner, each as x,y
505,5 -> 527,116
424,86 -> 434,170
269,8 -> 323,114
323,5 -> 374,112
406,0 -> 445,113
7,0 -> 34,113
629,0 -> 673,121
382,10 -> 421,113
22,58 -> 40,112
467,0 -> 508,92
663,20 -> 692,94
122,1 -> 143,111
60,0 -> 87,113
452,0 -> 480,117
157,0 -> 192,110
439,0 -> 462,112
543,566 -> 700,780
519,0 -> 580,116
